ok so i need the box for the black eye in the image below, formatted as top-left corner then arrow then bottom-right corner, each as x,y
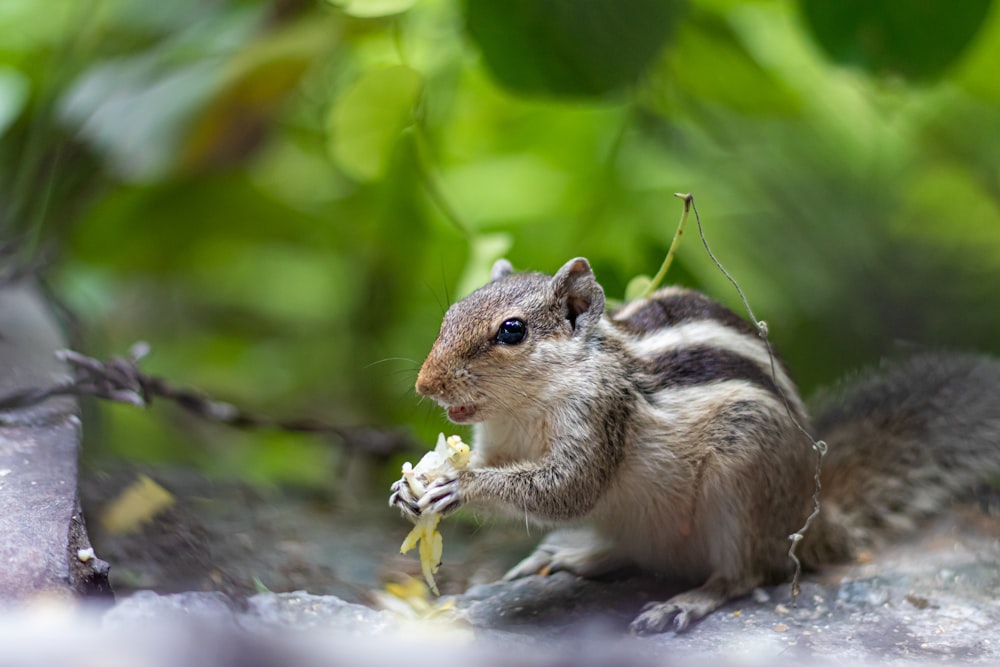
495,318 -> 526,345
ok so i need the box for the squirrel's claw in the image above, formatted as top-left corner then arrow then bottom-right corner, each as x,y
418,475 -> 462,516
630,601 -> 691,635
629,585 -> 727,635
503,546 -> 556,580
388,477 -> 422,521
389,473 -> 461,519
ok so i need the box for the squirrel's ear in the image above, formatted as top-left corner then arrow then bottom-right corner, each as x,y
491,259 -> 514,281
551,257 -> 605,332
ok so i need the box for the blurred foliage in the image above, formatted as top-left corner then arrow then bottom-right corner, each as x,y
800,0 -> 992,81
1,0 -> 999,490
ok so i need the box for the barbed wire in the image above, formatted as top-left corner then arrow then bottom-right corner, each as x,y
0,341 -> 416,458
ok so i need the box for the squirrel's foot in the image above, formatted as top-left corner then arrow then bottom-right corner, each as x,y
418,473 -> 462,516
503,544 -> 557,580
388,477 -> 421,521
629,579 -> 731,634
504,528 -> 627,580
389,471 -> 463,520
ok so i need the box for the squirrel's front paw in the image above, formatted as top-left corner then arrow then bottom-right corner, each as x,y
388,477 -> 422,521
418,473 -> 463,517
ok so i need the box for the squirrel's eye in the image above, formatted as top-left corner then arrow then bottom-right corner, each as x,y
495,318 -> 526,345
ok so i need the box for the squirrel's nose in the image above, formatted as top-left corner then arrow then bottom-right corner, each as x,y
415,367 -> 441,397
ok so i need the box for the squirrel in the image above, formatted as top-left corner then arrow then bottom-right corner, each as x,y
389,256 -> 1000,634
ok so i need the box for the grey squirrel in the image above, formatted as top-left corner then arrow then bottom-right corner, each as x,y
390,256 -> 1000,633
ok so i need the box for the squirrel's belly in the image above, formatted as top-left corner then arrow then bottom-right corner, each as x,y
597,513 -> 716,579
591,494 -> 719,580
592,454 -> 747,580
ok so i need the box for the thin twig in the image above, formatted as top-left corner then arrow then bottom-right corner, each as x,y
641,192 -> 690,298
684,192 -> 827,602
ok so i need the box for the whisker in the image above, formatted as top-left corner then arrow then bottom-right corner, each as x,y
391,385 -> 418,403
365,357 -> 420,369
439,260 -> 452,308
382,368 -> 421,380
423,275 -> 451,318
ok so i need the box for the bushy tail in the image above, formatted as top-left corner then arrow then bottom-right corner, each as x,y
797,352 -> 1000,567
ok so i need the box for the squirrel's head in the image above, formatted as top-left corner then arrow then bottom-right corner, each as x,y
416,257 -> 606,423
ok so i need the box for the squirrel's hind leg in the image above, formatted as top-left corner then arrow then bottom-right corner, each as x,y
629,573 -> 756,634
503,527 -> 631,580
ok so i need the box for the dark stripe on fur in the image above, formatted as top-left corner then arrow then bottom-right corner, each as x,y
706,400 -> 785,454
638,345 -> 781,398
613,291 -> 757,337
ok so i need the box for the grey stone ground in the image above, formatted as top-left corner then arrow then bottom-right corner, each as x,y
2,511 -> 997,666
79,461 -> 1000,662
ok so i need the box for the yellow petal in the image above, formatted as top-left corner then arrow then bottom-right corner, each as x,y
430,529 -> 443,570
384,577 -> 429,602
101,474 -> 175,535
446,435 -> 470,469
401,462 -> 426,496
419,532 -> 439,594
421,561 -> 439,596
400,522 -> 423,554
415,514 -> 442,595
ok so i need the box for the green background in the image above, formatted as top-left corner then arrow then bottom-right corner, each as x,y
2,0 -> 998,489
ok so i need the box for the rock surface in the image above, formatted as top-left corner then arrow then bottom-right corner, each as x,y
70,453 -> 1000,665
465,510 -> 1000,662
2,507 -> 995,666
0,281 -> 110,605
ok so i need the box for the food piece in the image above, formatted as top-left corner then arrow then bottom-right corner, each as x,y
401,514 -> 443,594
398,433 -> 470,595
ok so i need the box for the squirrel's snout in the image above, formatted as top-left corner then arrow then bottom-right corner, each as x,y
415,366 -> 442,397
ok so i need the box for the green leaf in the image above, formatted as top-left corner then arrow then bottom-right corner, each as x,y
955,6 -> 1000,103
624,274 -> 652,302
182,18 -> 336,171
328,0 -> 417,18
60,55 -> 222,182
648,11 -> 801,115
799,0 -> 992,82
464,0 -> 684,98
328,65 -> 424,181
